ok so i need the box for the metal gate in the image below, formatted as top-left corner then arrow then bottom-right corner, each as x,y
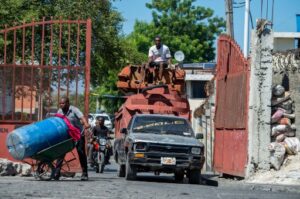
0,18 -> 91,169
213,35 -> 250,177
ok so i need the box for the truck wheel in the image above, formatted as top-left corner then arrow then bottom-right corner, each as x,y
188,169 -> 201,184
118,165 -> 126,177
174,170 -> 184,182
125,154 -> 136,180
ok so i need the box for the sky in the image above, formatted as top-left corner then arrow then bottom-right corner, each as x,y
112,0 -> 300,52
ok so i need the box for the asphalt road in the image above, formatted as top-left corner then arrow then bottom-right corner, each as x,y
0,162 -> 299,199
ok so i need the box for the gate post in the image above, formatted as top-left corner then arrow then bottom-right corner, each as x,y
84,18 -> 92,117
246,29 -> 273,177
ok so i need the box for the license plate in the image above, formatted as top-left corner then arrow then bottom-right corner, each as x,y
161,157 -> 176,165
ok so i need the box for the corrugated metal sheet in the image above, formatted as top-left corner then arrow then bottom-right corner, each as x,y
214,35 -> 249,177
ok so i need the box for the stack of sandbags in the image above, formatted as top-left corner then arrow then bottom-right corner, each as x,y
269,84 -> 300,170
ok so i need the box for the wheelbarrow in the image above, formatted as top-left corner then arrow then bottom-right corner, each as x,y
31,138 -> 76,180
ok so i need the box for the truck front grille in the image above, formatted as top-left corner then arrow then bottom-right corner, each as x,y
148,144 -> 190,154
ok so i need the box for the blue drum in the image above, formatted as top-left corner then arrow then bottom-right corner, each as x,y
6,117 -> 69,160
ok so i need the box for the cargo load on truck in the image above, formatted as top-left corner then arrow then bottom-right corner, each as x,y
114,85 -> 190,139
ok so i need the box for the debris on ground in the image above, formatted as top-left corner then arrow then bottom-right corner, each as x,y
247,154 -> 300,185
0,158 -> 32,176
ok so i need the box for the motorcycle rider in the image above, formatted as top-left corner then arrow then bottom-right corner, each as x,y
88,117 -> 112,165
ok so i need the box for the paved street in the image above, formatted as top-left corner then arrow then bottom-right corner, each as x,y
0,162 -> 299,199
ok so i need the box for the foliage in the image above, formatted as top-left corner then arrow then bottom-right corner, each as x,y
129,0 -> 226,62
0,0 -> 126,113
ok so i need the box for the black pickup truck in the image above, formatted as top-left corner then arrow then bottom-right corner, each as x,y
114,114 -> 205,184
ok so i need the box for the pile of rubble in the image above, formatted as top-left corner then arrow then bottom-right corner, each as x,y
0,158 -> 32,176
269,85 -> 300,170
248,154 -> 300,185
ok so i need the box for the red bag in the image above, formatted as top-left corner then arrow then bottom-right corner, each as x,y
55,113 -> 81,141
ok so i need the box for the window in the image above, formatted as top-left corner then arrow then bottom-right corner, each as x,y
191,81 -> 208,99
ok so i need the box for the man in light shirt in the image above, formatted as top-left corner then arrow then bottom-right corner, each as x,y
148,36 -> 172,83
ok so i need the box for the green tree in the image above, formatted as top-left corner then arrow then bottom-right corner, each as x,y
0,0 -> 125,113
130,0 -> 225,62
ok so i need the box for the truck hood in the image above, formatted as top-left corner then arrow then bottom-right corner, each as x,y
129,133 -> 203,147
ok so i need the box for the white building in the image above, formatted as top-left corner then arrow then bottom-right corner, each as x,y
183,63 -> 215,133
273,32 -> 300,51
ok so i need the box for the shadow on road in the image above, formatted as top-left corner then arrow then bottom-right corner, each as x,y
133,174 -> 219,187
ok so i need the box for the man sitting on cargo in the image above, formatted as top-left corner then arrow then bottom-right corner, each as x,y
148,36 -> 172,83
54,97 -> 90,181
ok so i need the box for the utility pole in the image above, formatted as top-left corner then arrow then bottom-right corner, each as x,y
225,0 -> 234,38
243,0 -> 250,57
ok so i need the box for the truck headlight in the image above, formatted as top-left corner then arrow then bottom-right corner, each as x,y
134,142 -> 147,151
191,147 -> 201,155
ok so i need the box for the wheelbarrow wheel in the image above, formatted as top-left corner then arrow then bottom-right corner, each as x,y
35,161 -> 55,181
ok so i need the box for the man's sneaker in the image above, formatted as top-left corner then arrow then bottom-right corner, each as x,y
81,173 -> 88,181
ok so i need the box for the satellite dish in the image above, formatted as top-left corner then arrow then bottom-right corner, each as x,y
174,51 -> 185,62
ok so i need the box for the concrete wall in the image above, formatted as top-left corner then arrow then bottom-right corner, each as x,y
246,30 -> 273,177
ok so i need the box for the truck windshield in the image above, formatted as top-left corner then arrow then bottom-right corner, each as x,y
132,116 -> 194,137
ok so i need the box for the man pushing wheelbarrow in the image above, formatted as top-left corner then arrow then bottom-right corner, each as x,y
6,97 -> 90,181
54,97 -> 90,181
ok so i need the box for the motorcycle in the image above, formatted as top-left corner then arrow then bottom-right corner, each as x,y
91,136 -> 112,173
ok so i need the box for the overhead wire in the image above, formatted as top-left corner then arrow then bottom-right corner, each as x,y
261,0 -> 263,18
233,0 -> 252,9
249,10 -> 254,29
266,0 -> 269,20
271,0 -> 275,28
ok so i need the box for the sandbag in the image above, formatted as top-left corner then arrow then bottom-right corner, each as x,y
277,100 -> 293,113
285,129 -> 296,137
276,134 -> 286,142
271,93 -> 291,106
6,117 -> 69,160
284,137 -> 300,155
268,142 -> 286,170
271,124 -> 289,136
283,113 -> 295,119
272,85 -> 285,97
271,109 -> 284,123
278,118 -> 291,125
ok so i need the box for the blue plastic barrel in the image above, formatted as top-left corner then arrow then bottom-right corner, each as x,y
6,117 -> 69,160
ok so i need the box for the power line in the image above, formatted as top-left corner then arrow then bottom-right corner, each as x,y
271,0 -> 275,28
249,9 -> 254,29
266,0 -> 269,20
233,0 -> 252,8
261,0 -> 263,18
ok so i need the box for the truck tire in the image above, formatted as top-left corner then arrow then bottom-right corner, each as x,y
174,170 -> 184,182
188,169 -> 201,184
125,154 -> 136,180
118,165 -> 125,177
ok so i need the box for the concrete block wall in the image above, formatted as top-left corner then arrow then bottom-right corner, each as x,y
246,30 -> 273,177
